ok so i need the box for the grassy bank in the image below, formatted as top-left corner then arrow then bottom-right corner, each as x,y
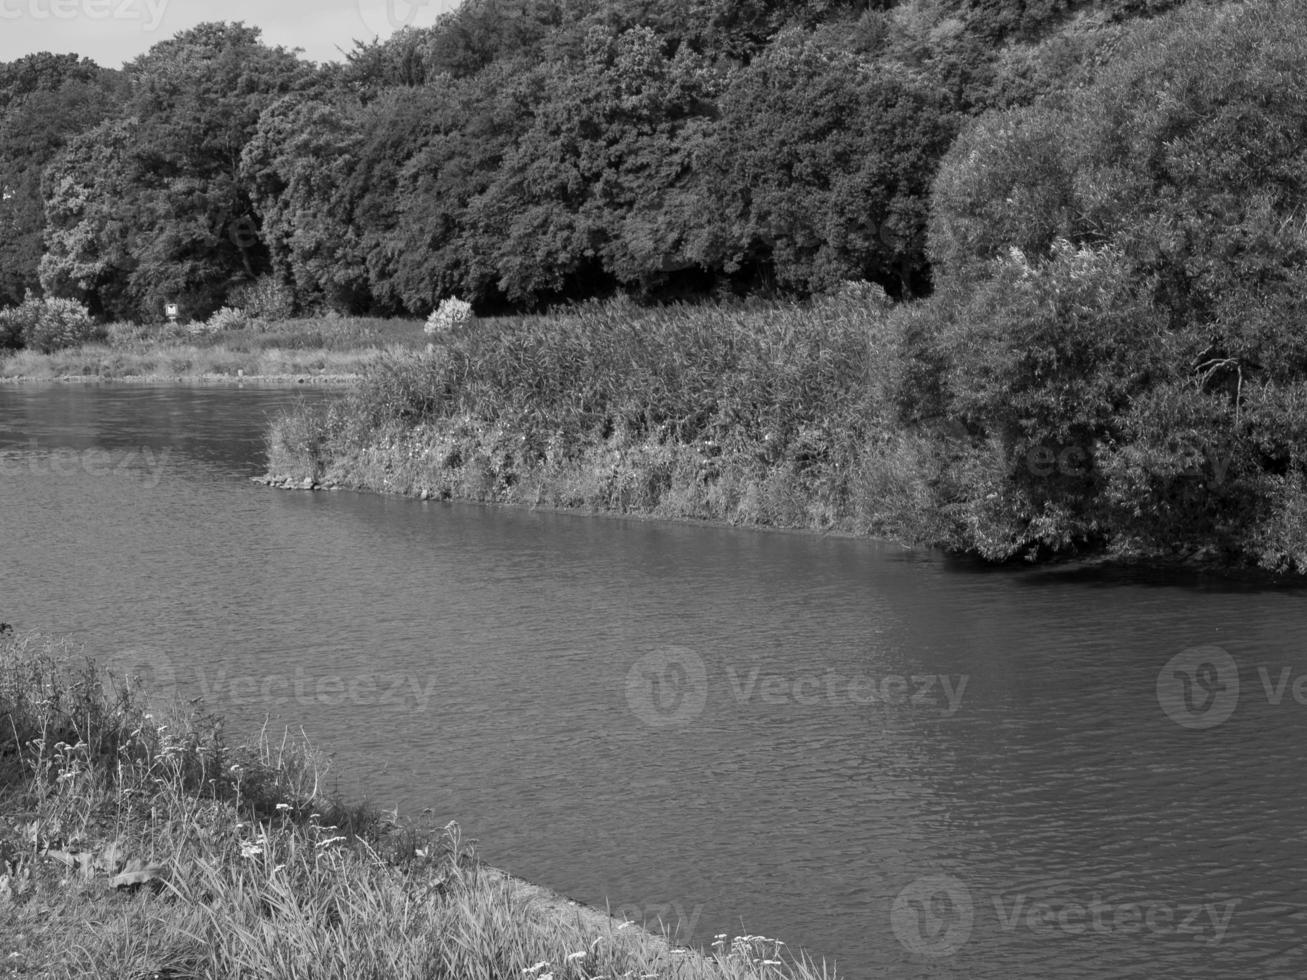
265,295 -> 936,542
262,291 -> 1307,573
0,317 -> 426,382
0,632 -> 835,979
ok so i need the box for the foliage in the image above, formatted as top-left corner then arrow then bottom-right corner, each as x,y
906,0 -> 1307,569
202,306 -> 259,334
227,273 -> 295,320
425,296 -> 474,336
0,54 -> 124,308
703,33 -> 957,297
38,24 -> 308,322
0,633 -> 838,980
0,293 -> 102,353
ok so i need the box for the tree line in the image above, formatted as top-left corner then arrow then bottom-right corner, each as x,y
1,0 -> 1188,321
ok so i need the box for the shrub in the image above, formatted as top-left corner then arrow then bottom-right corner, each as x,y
424,297 -> 474,337
0,306 -> 24,351
228,275 -> 295,321
0,294 -> 104,353
198,306 -> 259,335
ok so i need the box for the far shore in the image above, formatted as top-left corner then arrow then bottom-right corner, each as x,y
0,370 -> 361,385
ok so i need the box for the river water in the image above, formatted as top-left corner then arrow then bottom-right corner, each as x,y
3,383 -> 1306,979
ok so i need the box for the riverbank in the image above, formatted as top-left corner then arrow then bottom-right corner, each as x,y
261,297 -> 1307,575
0,371 -> 360,385
0,316 -> 425,383
0,631 -> 828,979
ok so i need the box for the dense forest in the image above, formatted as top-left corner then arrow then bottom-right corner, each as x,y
6,0 -> 1307,572
2,0 -> 1192,319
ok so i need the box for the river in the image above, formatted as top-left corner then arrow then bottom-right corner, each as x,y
3,383 -> 1306,979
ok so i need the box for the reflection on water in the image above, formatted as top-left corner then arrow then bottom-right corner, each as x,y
3,383 -> 1307,979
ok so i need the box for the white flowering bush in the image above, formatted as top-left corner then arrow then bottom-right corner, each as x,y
425,297 -> 474,337
228,275 -> 294,321
191,306 -> 257,336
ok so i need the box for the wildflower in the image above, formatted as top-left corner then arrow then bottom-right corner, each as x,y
315,835 -> 346,849
566,951 -> 586,962
523,962 -> 550,975
425,297 -> 474,337
239,841 -> 263,859
275,803 -> 291,812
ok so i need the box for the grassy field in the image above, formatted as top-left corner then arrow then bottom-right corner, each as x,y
0,317 -> 428,382
0,631 -> 837,979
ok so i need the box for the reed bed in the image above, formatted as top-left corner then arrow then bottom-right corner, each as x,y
0,631 -> 840,979
267,296 -> 937,538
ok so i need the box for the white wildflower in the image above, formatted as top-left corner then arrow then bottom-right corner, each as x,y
425,297 -> 474,336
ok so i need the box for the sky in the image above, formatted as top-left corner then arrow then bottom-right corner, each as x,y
0,0 -> 462,67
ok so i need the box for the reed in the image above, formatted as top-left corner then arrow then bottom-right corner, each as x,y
265,295 -> 928,539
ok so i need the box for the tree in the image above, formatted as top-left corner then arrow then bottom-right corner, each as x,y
463,27 -> 723,304
41,23 -> 309,320
0,54 -> 123,306
702,33 -> 956,296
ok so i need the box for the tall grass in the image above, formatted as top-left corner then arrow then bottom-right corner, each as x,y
0,632 -> 840,979
266,295 -> 935,538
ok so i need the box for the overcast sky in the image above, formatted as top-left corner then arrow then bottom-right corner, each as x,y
1,0 -> 462,67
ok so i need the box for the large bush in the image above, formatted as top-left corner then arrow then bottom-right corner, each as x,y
907,0 -> 1307,569
0,293 -> 103,352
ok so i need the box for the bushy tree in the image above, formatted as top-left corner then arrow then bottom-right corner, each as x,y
703,33 -> 956,296
40,23 -> 308,320
911,0 -> 1307,569
0,54 -> 123,307
464,27 -> 723,303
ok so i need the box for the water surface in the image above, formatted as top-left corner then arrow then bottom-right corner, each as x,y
3,383 -> 1306,979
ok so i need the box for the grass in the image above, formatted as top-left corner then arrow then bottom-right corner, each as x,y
0,317 -> 429,382
0,631 -> 840,979
265,294 -> 944,542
